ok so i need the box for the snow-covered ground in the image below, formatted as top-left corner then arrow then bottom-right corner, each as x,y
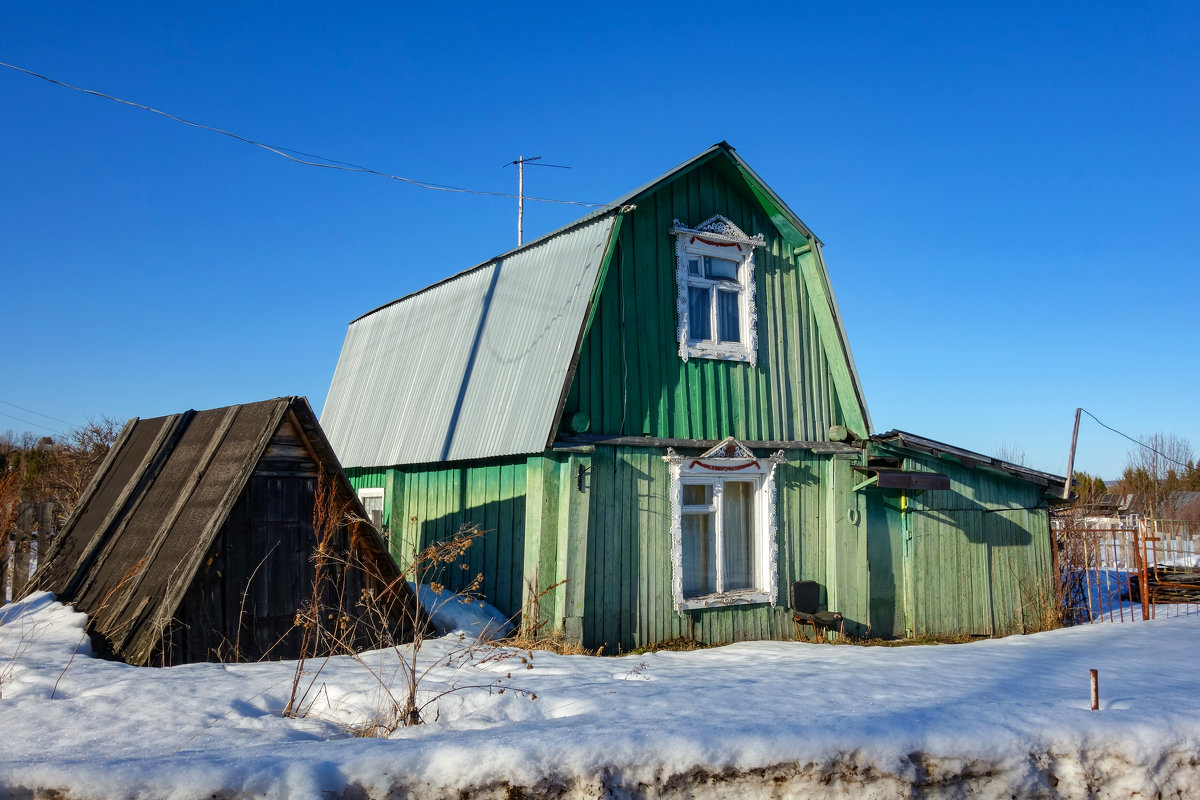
2,592 -> 1198,799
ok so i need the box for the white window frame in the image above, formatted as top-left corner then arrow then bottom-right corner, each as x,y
357,487 -> 385,531
666,439 -> 782,612
671,215 -> 766,365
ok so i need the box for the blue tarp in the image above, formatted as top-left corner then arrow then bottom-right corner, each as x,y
1063,569 -> 1135,622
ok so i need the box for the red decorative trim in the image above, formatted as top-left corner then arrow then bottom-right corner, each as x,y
690,235 -> 742,249
689,460 -> 760,471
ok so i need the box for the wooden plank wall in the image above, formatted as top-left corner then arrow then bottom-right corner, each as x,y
902,455 -> 1054,638
564,160 -> 847,443
379,459 -> 528,620
567,446 -> 832,653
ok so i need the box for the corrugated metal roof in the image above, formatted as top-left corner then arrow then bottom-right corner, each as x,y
322,212 -> 619,467
872,429 -> 1068,489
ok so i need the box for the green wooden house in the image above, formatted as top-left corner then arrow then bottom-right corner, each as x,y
321,142 -> 1065,650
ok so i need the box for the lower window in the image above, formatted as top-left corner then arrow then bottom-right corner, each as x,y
357,487 -> 385,532
668,439 -> 780,611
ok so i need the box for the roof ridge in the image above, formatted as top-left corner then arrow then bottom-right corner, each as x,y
351,205 -> 625,324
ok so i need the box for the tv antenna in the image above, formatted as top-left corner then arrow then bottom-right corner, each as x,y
505,155 -> 571,245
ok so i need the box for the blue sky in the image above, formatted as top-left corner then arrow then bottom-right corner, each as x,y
3,2 -> 1197,479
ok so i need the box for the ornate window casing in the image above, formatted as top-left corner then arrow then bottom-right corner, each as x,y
671,215 -> 766,364
666,437 -> 782,612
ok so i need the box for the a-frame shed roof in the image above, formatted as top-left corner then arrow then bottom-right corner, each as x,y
31,396 -> 403,665
322,143 -> 870,468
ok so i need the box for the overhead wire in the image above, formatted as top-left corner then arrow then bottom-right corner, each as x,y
0,399 -> 78,428
0,409 -> 66,437
0,60 -> 609,208
1079,408 -> 1192,470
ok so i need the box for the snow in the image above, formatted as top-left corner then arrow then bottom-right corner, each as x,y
2,592 -> 1200,798
410,582 -> 513,640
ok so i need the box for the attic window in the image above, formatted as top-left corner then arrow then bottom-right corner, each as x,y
666,438 -> 782,612
671,216 -> 766,364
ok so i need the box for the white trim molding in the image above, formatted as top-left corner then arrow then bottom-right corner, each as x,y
666,437 -> 784,613
671,216 -> 766,365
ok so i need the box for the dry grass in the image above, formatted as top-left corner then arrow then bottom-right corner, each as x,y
1021,572 -> 1064,633
627,637 -> 710,655
848,633 -> 980,648
502,629 -> 596,656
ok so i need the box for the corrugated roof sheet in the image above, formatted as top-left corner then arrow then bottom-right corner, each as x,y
322,212 -> 618,467
872,429 -> 1068,489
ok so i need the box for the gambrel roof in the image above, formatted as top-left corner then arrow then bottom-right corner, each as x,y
322,143 -> 871,468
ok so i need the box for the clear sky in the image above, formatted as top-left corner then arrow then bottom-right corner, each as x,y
3,2 -> 1197,480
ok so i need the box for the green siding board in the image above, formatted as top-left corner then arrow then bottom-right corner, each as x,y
891,451 -> 1051,638
513,463 -> 528,616
495,465 -> 512,616
630,194 -> 653,434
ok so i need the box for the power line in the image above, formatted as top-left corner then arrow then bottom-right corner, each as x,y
1080,408 -> 1192,470
0,409 -> 66,437
0,399 -> 77,427
1,60 -> 608,209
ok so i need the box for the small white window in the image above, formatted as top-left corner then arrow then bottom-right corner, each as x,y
358,487 -> 385,531
667,438 -> 781,611
671,216 -> 766,364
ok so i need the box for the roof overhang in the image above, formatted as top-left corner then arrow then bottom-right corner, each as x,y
871,429 -> 1069,497
852,465 -> 951,491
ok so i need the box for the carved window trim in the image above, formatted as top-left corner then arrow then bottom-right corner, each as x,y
671,215 -> 766,365
665,438 -> 783,612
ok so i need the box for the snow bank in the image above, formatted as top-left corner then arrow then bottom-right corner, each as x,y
410,582 -> 512,640
2,591 -> 1199,798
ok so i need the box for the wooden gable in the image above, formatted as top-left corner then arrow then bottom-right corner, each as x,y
560,150 -> 869,444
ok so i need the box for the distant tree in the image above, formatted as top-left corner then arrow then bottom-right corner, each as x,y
1071,470 -> 1107,506
1113,433 -> 1197,519
0,416 -> 123,531
1184,460 -> 1200,492
994,441 -> 1030,467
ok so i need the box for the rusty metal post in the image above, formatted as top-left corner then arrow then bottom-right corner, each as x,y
1090,669 -> 1099,710
1137,518 -> 1151,621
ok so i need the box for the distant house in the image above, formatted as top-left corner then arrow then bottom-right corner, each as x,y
30,397 -> 421,666
322,142 -> 1065,651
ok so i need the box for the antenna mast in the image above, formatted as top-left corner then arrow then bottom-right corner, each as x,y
506,155 -> 571,245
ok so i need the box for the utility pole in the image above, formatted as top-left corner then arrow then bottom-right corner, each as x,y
505,155 -> 570,246
1062,407 -> 1082,500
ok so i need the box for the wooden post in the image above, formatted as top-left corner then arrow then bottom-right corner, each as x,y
1089,668 -> 1099,710
11,502 -> 35,598
37,500 -> 56,573
0,532 -> 10,603
1062,408 -> 1081,500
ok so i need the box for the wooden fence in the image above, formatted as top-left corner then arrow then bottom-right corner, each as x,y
2,501 -> 57,604
1054,516 -> 1200,624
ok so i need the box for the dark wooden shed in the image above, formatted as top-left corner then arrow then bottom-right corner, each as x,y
29,396 -> 422,666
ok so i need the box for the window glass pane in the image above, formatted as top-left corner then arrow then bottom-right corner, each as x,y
362,495 -> 384,530
721,481 -> 755,591
687,258 -> 701,276
682,483 -> 711,507
704,256 -> 739,281
682,512 -> 717,597
717,289 -> 741,343
688,286 -> 712,341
